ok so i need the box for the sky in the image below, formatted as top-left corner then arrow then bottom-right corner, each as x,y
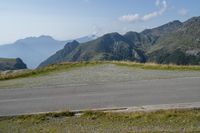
0,0 -> 200,44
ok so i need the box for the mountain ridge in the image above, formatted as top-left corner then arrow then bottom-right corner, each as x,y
147,16 -> 200,65
0,35 -> 97,68
39,16 -> 200,67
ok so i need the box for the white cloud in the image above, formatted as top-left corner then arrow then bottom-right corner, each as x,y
119,0 -> 168,23
142,0 -> 167,21
178,8 -> 188,16
119,14 -> 140,23
142,11 -> 159,21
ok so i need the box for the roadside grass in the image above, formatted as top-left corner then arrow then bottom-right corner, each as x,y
0,110 -> 75,124
112,61 -> 200,71
0,108 -> 200,132
1,61 -> 200,81
0,61 -> 105,81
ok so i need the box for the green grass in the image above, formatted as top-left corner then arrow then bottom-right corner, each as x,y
0,109 -> 200,132
0,61 -> 105,81
112,61 -> 200,71
1,61 -> 200,81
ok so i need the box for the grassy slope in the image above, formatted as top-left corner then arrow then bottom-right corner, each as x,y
0,61 -> 105,80
1,61 -> 200,81
0,109 -> 200,132
114,61 -> 200,71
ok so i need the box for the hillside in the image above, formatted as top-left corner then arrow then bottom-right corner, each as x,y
39,16 -> 200,67
39,41 -> 80,67
0,58 -> 27,71
39,33 -> 146,67
123,20 -> 183,51
0,35 -> 97,68
148,16 -> 200,65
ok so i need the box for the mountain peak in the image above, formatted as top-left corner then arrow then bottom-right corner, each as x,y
170,20 -> 182,24
124,31 -> 139,36
15,35 -> 55,44
38,35 -> 54,40
64,40 -> 79,49
99,32 -> 128,44
71,40 -> 79,44
141,20 -> 183,37
103,32 -> 121,37
101,32 -> 123,40
65,40 -> 79,46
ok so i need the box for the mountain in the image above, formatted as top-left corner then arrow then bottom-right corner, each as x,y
39,41 -> 80,67
141,20 -> 183,37
38,16 -> 200,67
148,16 -> 200,65
0,36 -> 66,68
0,58 -> 27,71
0,35 -> 97,68
123,20 -> 183,51
38,33 -> 146,68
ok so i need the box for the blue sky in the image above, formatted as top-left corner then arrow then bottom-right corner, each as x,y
0,0 -> 200,44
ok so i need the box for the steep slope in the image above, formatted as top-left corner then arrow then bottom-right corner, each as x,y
0,58 -> 27,71
69,33 -> 135,61
141,20 -> 183,37
148,17 -> 200,65
39,41 -> 80,67
124,20 -> 183,51
123,31 -> 155,51
38,33 -> 146,67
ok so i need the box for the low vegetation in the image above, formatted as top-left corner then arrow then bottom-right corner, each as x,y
1,61 -> 200,81
113,61 -> 200,71
0,61 -> 104,81
0,108 -> 200,132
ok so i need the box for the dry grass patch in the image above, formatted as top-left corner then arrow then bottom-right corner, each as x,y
0,108 -> 200,132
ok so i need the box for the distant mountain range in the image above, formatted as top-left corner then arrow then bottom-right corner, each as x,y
0,58 -> 27,71
0,35 -> 97,68
39,16 -> 200,67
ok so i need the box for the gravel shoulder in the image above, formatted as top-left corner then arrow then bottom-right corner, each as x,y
1,64 -> 200,89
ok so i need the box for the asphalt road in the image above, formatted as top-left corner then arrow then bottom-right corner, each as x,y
0,76 -> 200,116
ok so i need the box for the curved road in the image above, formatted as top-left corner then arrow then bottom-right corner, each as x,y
0,76 -> 200,116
